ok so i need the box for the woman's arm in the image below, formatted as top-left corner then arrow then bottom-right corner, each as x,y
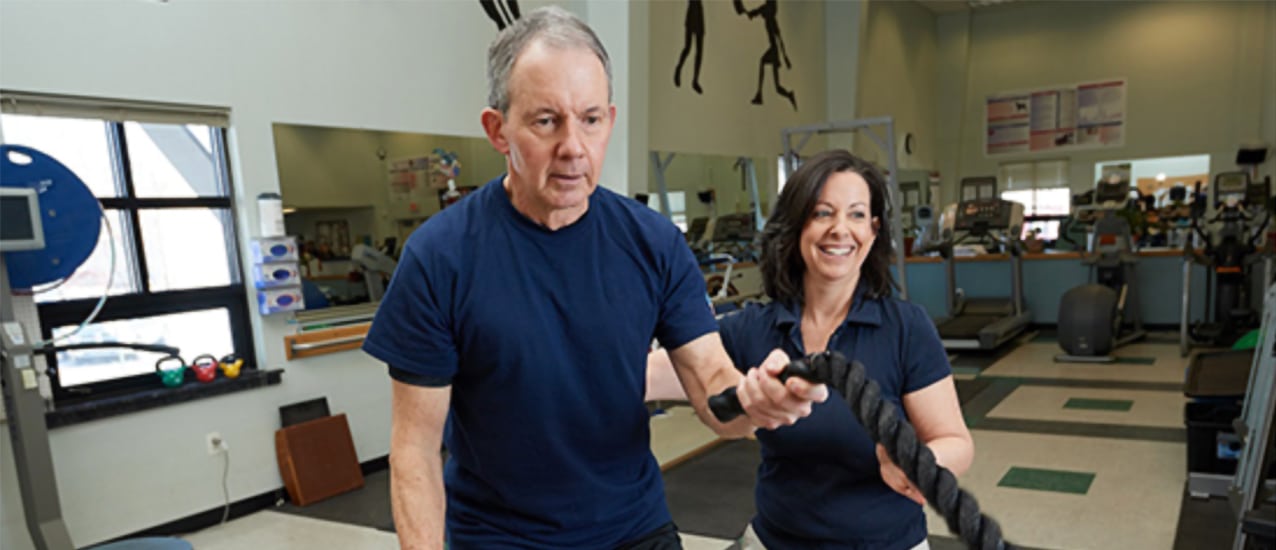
876,375 -> 974,505
903,375 -> 974,476
645,348 -> 688,402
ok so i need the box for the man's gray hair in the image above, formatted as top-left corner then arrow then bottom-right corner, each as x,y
486,5 -> 612,114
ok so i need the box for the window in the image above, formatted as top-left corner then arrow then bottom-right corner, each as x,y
1,94 -> 253,406
642,191 -> 688,232
1095,154 -> 1210,207
999,160 -> 1072,241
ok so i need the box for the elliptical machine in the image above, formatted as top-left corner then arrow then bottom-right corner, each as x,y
1180,171 -> 1273,355
1056,179 -> 1146,362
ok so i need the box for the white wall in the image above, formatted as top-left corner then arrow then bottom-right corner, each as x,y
938,1 -> 1274,197
0,1 -> 639,547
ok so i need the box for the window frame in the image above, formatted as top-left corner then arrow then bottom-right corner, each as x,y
999,160 -> 1073,244
11,118 -> 256,406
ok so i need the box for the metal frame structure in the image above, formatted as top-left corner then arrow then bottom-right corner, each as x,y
650,152 -> 675,218
1230,282 -> 1276,549
781,117 -> 908,300
651,152 -> 767,234
1,258 -> 75,550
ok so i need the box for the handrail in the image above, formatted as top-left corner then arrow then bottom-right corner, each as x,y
284,323 -> 370,360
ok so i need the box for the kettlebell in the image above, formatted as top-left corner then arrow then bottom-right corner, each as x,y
219,354 -> 244,379
155,355 -> 186,388
191,354 -> 218,383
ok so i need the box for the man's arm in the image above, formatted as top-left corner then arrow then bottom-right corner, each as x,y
390,379 -> 451,550
665,333 -> 826,437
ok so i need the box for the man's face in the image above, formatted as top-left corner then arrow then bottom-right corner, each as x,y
482,41 -> 615,219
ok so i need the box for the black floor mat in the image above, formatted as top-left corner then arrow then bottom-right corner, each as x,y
1172,484 -> 1238,549
275,469 -> 396,532
662,439 -> 760,539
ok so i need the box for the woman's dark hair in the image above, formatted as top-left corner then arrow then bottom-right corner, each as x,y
759,149 -> 897,304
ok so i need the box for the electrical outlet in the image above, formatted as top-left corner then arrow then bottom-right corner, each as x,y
206,431 -> 228,455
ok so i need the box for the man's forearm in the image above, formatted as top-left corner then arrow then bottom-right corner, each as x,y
390,451 -> 446,550
690,365 -> 756,439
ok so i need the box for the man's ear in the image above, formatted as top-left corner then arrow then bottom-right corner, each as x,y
481,108 -> 509,155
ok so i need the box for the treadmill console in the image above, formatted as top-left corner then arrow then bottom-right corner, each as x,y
1213,171 -> 1250,204
1093,181 -> 1131,207
953,198 -> 1020,231
1244,177 -> 1269,209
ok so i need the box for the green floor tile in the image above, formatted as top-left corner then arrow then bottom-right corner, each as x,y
951,366 -> 982,378
1063,397 -> 1134,411
998,466 -> 1095,495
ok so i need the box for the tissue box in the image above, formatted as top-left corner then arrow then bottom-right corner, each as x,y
254,262 -> 301,289
252,237 -> 299,263
258,287 -> 305,315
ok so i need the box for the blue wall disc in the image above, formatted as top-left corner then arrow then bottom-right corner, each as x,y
1,144 -> 104,290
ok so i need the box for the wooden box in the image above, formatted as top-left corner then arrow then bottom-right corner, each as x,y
275,413 -> 364,506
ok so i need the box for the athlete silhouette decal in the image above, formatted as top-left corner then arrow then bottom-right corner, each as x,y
741,0 -> 797,111
673,0 -> 705,94
478,0 -> 521,31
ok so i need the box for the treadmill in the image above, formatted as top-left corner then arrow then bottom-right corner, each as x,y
932,198 -> 1033,350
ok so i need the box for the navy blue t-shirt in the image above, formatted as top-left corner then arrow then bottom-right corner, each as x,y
362,177 -> 717,548
718,288 -> 950,550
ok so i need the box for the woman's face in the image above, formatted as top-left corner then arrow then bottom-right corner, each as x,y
799,170 -> 878,287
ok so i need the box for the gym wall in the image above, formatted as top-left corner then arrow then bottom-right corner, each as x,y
855,0 -> 940,174
934,1 -> 1275,204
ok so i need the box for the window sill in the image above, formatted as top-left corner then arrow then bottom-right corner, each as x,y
47,369 -> 283,429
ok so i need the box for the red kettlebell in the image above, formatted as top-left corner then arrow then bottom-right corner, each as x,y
191,354 -> 218,383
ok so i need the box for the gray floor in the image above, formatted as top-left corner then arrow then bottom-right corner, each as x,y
275,468 -> 395,533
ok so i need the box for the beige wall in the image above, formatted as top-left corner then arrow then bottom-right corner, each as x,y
649,0 -> 829,158
856,0 -> 938,172
938,1 -> 1274,197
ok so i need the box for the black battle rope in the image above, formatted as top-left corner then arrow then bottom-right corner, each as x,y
708,350 -> 1016,550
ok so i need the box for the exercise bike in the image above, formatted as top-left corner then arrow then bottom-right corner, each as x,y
1056,179 -> 1146,362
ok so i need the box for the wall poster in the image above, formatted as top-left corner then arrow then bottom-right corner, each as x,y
986,79 -> 1125,157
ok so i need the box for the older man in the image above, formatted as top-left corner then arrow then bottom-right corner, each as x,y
363,6 -> 825,549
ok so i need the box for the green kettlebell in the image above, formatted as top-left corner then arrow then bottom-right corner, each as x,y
156,355 -> 186,388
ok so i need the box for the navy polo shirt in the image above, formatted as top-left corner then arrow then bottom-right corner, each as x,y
718,288 -> 950,549
363,177 -> 717,548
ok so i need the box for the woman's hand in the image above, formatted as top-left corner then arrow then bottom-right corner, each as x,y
876,444 -> 926,506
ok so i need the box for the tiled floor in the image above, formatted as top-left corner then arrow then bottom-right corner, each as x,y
987,384 -> 1186,428
982,342 -> 1190,384
176,340 -> 1231,549
650,405 -> 722,468
923,429 -> 1186,550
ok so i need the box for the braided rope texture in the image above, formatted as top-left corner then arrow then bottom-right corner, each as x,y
809,351 -> 1017,550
